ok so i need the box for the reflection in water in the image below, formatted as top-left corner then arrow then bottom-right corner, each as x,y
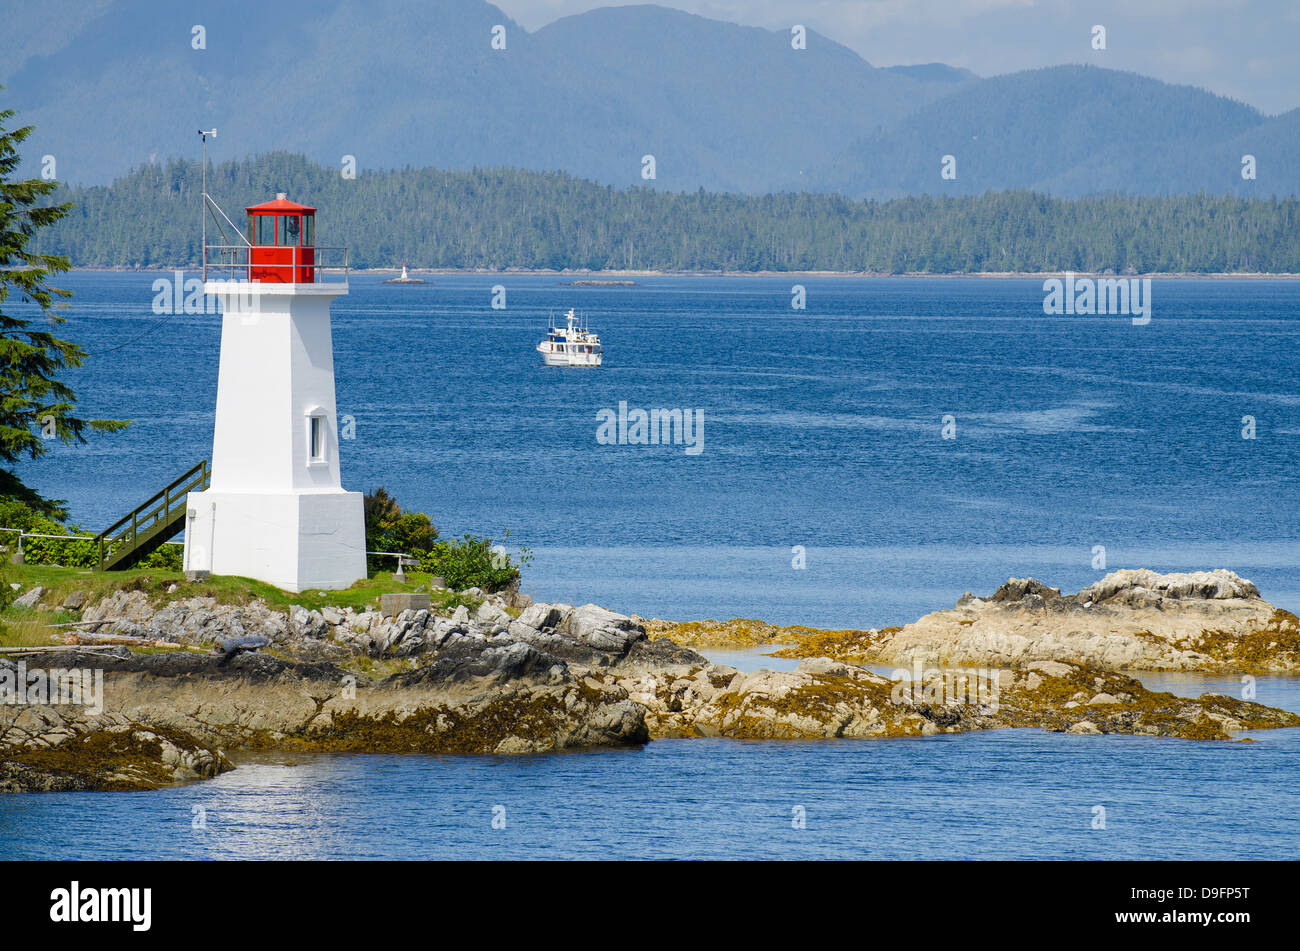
701,647 -> 801,673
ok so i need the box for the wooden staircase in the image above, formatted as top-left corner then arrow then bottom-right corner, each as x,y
94,462 -> 210,570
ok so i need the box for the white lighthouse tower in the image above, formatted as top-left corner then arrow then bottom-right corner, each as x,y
183,194 -> 366,592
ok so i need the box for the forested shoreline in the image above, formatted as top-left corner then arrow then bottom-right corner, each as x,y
37,152 -> 1300,274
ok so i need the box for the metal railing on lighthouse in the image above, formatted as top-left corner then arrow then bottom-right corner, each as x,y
203,243 -> 350,284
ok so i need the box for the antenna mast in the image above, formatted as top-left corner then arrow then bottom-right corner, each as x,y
198,128 -> 217,276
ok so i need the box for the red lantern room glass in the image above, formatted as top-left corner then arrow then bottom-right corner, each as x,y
245,194 -> 316,283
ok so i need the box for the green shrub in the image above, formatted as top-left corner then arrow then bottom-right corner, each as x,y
0,497 -> 182,569
0,559 -> 12,617
0,497 -> 95,567
418,533 -> 528,593
361,487 -> 528,593
363,487 -> 437,573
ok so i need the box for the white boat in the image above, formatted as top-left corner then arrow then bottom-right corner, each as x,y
537,308 -> 603,367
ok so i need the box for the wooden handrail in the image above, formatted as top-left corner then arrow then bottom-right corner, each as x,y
94,461 -> 210,570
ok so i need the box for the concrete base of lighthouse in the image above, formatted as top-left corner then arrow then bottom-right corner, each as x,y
182,489 -> 366,593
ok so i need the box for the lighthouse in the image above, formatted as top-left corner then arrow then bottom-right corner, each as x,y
182,193 -> 366,592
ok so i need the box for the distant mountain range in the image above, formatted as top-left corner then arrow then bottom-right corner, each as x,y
2,0 -> 1295,198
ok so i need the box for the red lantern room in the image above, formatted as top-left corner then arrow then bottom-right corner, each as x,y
246,193 -> 316,283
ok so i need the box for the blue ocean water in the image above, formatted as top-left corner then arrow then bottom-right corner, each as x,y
4,274 -> 1300,859
13,273 -> 1300,627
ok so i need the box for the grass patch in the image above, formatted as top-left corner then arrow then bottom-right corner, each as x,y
0,613 -> 65,648
0,565 -> 483,654
2,563 -> 467,616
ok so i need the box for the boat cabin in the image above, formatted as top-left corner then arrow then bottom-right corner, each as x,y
538,308 -> 603,367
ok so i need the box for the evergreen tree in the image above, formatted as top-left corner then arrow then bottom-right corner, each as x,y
0,92 -> 128,516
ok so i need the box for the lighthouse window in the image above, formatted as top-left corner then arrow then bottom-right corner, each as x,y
303,215 -> 314,246
309,415 -> 325,462
254,215 -> 275,245
279,215 -> 301,246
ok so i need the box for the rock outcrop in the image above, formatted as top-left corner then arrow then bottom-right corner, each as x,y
762,570 -> 1300,672
0,700 -> 231,793
622,654 -> 1297,741
3,593 -> 700,787
5,571 -> 1298,793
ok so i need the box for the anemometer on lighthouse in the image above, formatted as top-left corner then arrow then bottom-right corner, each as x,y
180,131 -> 366,592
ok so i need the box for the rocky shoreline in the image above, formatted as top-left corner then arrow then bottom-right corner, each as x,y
3,568 -> 1298,793
650,570 -> 1300,673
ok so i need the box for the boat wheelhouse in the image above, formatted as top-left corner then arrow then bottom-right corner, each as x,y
537,308 -> 603,367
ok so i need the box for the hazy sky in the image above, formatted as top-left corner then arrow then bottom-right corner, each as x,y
499,0 -> 1299,114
